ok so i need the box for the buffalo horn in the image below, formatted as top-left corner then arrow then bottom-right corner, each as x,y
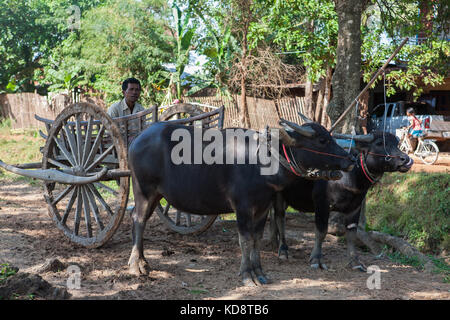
279,118 -> 316,137
332,133 -> 375,142
297,112 -> 314,123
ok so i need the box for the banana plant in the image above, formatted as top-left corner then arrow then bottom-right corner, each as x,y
172,2 -> 197,100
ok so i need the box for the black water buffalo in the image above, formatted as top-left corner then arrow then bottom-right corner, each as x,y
127,119 -> 355,286
270,131 -> 413,271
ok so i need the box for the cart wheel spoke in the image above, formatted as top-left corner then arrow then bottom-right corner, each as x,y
83,124 -> 105,168
47,158 -> 71,171
63,123 -> 79,166
74,187 -> 82,236
87,183 -> 114,217
61,187 -> 78,226
81,186 -> 93,238
53,135 -> 77,167
175,210 -> 181,226
75,114 -> 84,165
82,116 -> 93,167
94,182 -> 118,196
156,197 -> 217,235
52,185 -> 75,206
84,184 -> 104,231
85,144 -> 115,172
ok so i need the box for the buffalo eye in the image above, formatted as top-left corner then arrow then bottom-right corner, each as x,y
319,137 -> 327,144
376,141 -> 383,147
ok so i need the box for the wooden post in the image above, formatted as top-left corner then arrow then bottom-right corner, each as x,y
330,37 -> 409,132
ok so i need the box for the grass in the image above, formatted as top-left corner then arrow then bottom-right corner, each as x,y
386,251 -> 450,283
0,263 -> 18,284
366,172 -> 450,254
0,119 -> 43,181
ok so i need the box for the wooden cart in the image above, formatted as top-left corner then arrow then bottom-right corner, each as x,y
0,102 -> 224,248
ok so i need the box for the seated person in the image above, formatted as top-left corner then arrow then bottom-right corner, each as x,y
406,107 -> 423,150
108,77 -> 145,117
108,77 -> 145,142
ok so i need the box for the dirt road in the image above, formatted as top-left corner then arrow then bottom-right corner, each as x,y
0,170 -> 448,299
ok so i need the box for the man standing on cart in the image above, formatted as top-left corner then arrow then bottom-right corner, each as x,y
107,77 -> 145,118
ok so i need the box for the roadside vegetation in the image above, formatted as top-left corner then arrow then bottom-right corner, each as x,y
366,172 -> 449,255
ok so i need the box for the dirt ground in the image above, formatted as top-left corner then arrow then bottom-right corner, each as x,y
0,154 -> 449,300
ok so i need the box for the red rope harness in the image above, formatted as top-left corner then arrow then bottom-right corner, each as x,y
360,153 -> 376,184
282,144 -> 303,176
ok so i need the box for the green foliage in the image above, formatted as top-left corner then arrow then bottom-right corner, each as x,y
362,2 -> 450,99
0,263 -> 18,284
250,0 -> 338,82
186,0 -> 237,97
39,0 -> 174,106
366,172 -> 450,254
0,0 -> 107,92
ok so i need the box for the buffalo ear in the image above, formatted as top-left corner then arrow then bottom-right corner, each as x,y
354,140 -> 370,153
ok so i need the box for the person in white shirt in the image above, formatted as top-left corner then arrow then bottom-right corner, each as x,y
107,78 -> 145,118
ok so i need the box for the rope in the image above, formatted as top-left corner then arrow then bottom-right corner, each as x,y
382,70 -> 392,161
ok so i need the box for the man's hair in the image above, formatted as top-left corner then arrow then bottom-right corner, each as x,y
406,107 -> 415,114
122,78 -> 141,91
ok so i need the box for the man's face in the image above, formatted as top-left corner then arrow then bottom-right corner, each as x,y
123,83 -> 141,105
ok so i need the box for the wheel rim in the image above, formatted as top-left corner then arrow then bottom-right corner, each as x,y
419,141 -> 439,165
155,199 -> 217,235
157,104 -> 218,234
42,103 -> 129,248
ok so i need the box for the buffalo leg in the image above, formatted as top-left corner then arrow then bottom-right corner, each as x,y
237,210 -> 270,286
250,213 -> 271,285
128,182 -> 161,275
345,205 -> 367,272
269,208 -> 278,251
310,201 -> 329,270
238,232 -> 256,286
272,195 -> 289,259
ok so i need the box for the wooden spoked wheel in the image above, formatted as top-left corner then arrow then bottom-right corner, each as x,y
156,104 -> 218,235
42,103 -> 129,248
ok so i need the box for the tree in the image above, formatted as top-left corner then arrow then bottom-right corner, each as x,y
251,0 -> 338,125
326,0 -> 370,134
362,1 -> 450,101
39,0 -> 174,105
0,0 -> 106,93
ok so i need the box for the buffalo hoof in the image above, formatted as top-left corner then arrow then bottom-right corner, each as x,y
347,257 -> 367,272
255,275 -> 270,285
310,262 -> 328,270
241,272 -> 257,287
128,257 -> 150,276
310,256 -> 328,270
278,244 -> 289,260
241,270 -> 271,286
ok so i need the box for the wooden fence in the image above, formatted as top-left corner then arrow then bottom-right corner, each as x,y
0,92 -> 106,129
1,92 -> 315,131
184,94 -> 311,130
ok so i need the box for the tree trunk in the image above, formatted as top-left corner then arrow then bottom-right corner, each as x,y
327,0 -> 368,133
305,75 -> 315,120
314,78 -> 324,123
322,65 -> 333,129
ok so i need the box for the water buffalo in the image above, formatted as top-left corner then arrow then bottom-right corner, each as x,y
127,119 -> 355,286
270,131 -> 413,271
